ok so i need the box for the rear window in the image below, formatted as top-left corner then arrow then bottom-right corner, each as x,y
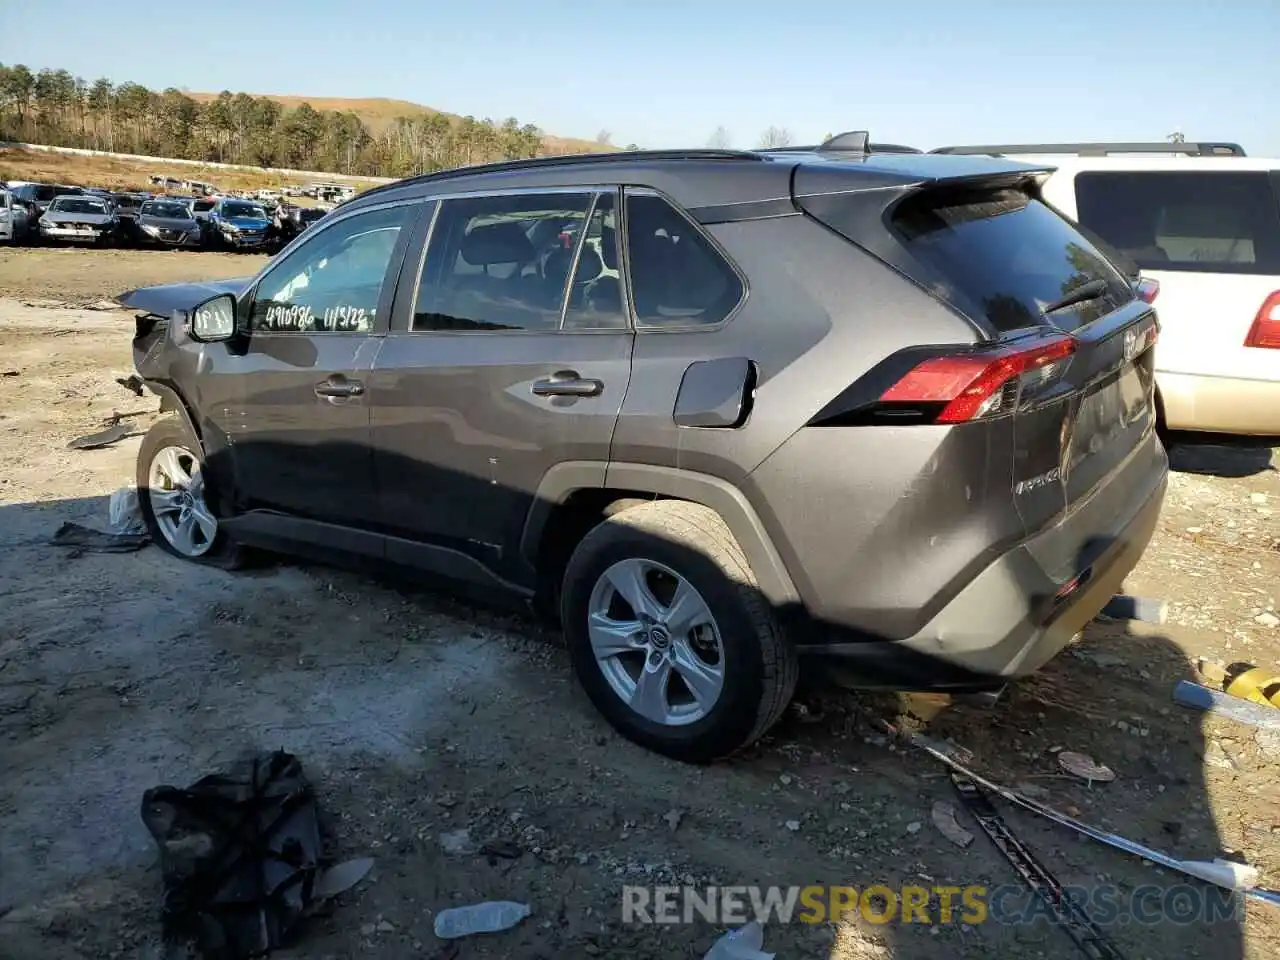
1073,171 -> 1280,275
892,187 -> 1133,333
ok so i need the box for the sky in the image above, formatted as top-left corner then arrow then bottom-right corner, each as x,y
3,0 -> 1277,155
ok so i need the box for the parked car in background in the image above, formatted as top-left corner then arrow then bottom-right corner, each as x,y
0,188 -> 32,243
38,194 -> 120,245
134,199 -> 204,249
208,197 -> 272,249
932,141 -> 1280,440
112,192 -> 149,229
118,136 -> 1168,762
9,181 -> 84,220
275,203 -> 328,244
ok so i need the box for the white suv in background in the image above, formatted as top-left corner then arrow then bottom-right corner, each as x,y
932,142 -> 1280,440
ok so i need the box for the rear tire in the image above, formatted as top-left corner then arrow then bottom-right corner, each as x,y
137,417 -> 243,569
561,500 -> 798,763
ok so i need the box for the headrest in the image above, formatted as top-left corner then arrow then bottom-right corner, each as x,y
460,221 -> 535,266
575,244 -> 605,283
599,225 -> 618,269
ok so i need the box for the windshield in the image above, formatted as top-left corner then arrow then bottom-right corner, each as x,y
51,198 -> 108,215
142,202 -> 191,219
222,201 -> 266,219
301,209 -> 326,222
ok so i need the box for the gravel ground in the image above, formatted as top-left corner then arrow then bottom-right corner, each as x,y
0,246 -> 1277,960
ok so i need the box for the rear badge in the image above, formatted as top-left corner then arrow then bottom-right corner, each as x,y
1015,467 -> 1061,495
1123,327 -> 1140,362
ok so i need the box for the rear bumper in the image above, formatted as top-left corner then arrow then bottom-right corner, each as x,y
796,439 -> 1168,690
1159,370 -> 1280,436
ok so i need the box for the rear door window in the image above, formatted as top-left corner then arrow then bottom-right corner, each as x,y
892,187 -> 1133,333
412,192 -> 594,332
1073,171 -> 1280,274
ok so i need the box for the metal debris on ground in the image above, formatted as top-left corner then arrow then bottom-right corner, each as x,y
880,719 -> 1280,907
432,901 -> 531,939
478,839 -> 522,861
68,409 -> 152,450
930,800 -> 974,848
1057,751 -> 1117,784
951,773 -> 1127,959
141,750 -> 373,959
116,374 -> 146,396
67,421 -> 132,450
50,520 -> 149,555
702,920 -> 774,959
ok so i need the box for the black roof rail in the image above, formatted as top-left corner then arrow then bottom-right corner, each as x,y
930,141 -> 1246,158
352,148 -> 764,203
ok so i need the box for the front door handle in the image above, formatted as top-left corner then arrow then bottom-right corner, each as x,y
314,376 -> 364,399
532,371 -> 604,398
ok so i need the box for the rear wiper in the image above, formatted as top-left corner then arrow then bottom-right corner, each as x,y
1042,278 -> 1110,316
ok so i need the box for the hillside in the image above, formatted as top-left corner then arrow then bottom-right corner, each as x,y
186,92 -> 610,155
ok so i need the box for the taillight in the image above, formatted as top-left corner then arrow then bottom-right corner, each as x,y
1245,291 -> 1280,349
1135,278 -> 1159,303
880,334 -> 1076,424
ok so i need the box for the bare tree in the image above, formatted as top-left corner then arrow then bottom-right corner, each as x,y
595,128 -> 612,146
757,125 -> 793,148
707,125 -> 731,149
1166,129 -> 1186,144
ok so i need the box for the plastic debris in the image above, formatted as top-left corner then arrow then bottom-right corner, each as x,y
439,828 -> 478,856
433,900 -> 531,939
109,486 -> 147,536
703,921 -> 774,960
1099,594 -> 1168,624
931,800 -> 974,848
312,857 -> 375,899
1057,751 -> 1116,784
1174,680 -> 1280,731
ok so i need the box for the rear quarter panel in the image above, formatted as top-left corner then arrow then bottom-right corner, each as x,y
609,213 -> 984,614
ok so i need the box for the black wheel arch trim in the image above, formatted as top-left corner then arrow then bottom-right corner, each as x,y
521,461 -> 801,607
141,380 -> 201,447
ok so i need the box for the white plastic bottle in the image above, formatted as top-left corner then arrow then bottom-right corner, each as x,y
433,900 -> 531,939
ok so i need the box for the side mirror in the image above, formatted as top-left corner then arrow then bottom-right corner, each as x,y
190,293 -> 237,342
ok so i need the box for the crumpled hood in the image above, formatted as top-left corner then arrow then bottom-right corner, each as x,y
115,276 -> 253,315
44,212 -> 113,226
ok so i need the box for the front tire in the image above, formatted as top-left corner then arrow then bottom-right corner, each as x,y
561,501 -> 798,763
137,417 -> 242,568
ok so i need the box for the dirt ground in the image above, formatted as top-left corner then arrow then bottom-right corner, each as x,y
0,246 -> 1277,960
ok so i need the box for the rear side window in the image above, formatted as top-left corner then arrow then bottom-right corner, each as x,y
1074,171 -> 1280,274
625,193 -> 744,328
892,187 -> 1132,333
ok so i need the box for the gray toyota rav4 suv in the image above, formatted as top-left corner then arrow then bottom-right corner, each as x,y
118,134 -> 1169,763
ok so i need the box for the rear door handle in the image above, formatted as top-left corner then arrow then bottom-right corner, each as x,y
532,372 -> 604,398
314,376 -> 364,399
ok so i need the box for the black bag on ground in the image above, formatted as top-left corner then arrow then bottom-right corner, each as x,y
140,750 -> 323,959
